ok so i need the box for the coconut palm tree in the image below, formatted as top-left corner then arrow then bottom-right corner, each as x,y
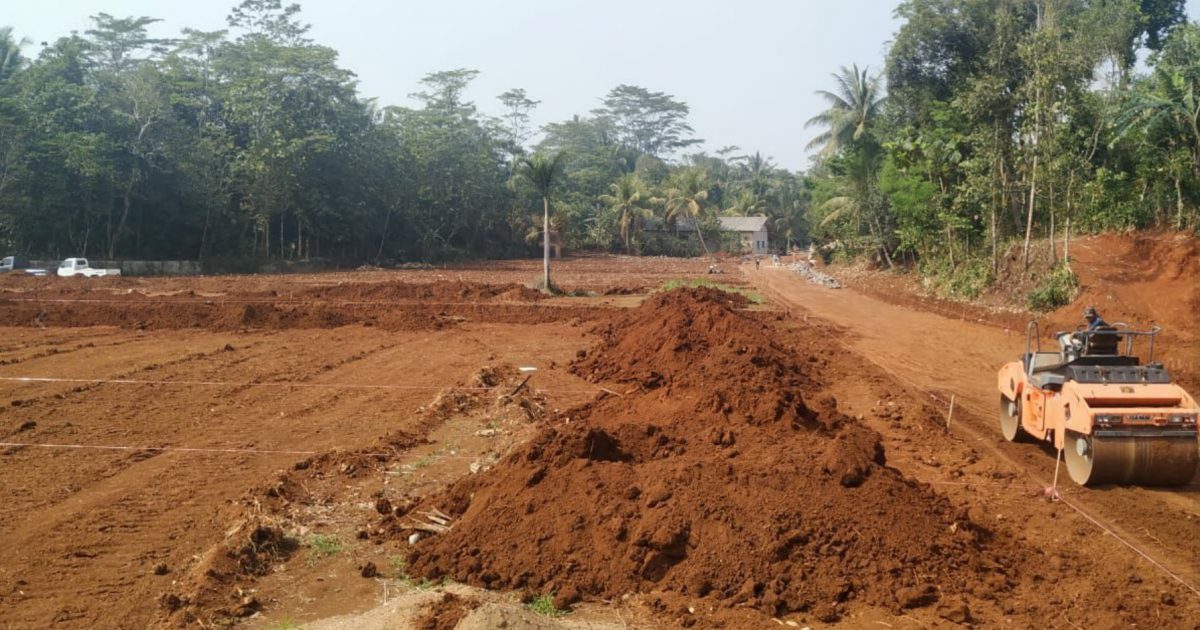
805,64 -> 893,267
599,173 -> 650,254
658,167 -> 712,256
518,151 -> 565,290
724,190 -> 765,217
0,27 -> 31,83
804,64 -> 887,159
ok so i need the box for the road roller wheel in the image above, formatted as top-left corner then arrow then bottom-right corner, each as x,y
999,394 -> 1028,443
1064,430 -> 1199,486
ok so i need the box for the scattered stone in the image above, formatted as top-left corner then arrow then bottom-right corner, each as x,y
158,593 -> 183,611
788,261 -> 842,288
232,595 -> 259,617
17,420 -> 36,431
374,497 -> 392,515
360,562 -> 378,578
896,585 -> 939,609
937,599 -> 972,624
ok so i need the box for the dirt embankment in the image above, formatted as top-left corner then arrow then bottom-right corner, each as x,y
0,280 -> 608,332
399,288 -> 1029,623
825,232 -> 1200,386
828,232 -> 1198,334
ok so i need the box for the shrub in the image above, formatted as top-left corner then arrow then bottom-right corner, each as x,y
1027,264 -> 1078,312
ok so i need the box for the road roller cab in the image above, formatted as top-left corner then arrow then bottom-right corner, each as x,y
998,322 -> 1199,486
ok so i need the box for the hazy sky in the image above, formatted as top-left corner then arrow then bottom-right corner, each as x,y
7,0 -> 1198,171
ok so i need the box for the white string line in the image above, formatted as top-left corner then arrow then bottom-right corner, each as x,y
0,442 -> 329,456
1058,494 -> 1200,598
0,441 -> 501,460
0,297 -> 604,308
804,304 -> 1200,599
0,376 -> 600,394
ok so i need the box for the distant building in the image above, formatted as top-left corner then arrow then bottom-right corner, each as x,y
718,216 -> 770,255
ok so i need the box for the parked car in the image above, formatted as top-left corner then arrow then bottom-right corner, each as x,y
57,258 -> 121,278
0,256 -> 48,276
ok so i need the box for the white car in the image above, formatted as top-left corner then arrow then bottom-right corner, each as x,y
57,258 -> 121,278
0,256 -> 48,276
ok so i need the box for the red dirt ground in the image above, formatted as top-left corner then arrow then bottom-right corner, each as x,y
0,250 -> 1196,629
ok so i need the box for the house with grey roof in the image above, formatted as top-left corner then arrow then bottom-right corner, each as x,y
718,216 -> 770,255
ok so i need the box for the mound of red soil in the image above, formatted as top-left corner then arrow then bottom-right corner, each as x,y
405,288 -> 1022,621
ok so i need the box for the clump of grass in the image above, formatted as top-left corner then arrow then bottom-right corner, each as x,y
528,594 -> 566,617
389,555 -> 408,579
661,278 -> 764,303
271,619 -> 300,630
305,533 -> 342,565
414,577 -> 441,590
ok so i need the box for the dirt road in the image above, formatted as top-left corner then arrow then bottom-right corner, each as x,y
750,265 -> 1200,589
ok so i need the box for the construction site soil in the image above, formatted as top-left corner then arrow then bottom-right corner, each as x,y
0,251 -> 1196,629
403,289 -> 1031,623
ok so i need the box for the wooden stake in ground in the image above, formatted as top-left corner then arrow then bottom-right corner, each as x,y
945,395 -> 956,432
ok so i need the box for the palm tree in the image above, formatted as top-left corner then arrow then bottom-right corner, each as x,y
518,151 -> 565,290
600,173 -> 650,254
658,167 -> 712,256
1115,65 -> 1200,227
724,190 -> 765,217
804,64 -> 893,267
0,27 -> 31,83
804,64 -> 887,158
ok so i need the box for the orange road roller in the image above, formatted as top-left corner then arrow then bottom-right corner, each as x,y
998,322 -> 1199,486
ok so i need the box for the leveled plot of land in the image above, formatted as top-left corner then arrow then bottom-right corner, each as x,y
0,254 -> 1195,630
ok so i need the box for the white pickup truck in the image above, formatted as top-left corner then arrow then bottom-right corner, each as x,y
57,258 -> 121,278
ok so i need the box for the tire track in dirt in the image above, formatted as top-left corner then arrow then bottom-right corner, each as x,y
750,268 -> 1200,595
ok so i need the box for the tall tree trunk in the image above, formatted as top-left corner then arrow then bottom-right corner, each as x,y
694,219 -> 710,257
946,224 -> 955,268
1064,217 -> 1071,271
991,200 -> 998,275
1023,149 -> 1038,269
198,205 -> 212,262
1176,174 -> 1185,230
111,171 -> 136,259
542,195 -> 551,290
376,207 -> 392,262
1048,186 -> 1056,263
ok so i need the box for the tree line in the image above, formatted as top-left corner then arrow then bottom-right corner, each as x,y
804,0 -> 1197,299
0,0 -> 805,265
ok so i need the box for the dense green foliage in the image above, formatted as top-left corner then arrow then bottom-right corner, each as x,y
6,1 -> 1193,271
808,0 -> 1198,283
0,1 -> 805,263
